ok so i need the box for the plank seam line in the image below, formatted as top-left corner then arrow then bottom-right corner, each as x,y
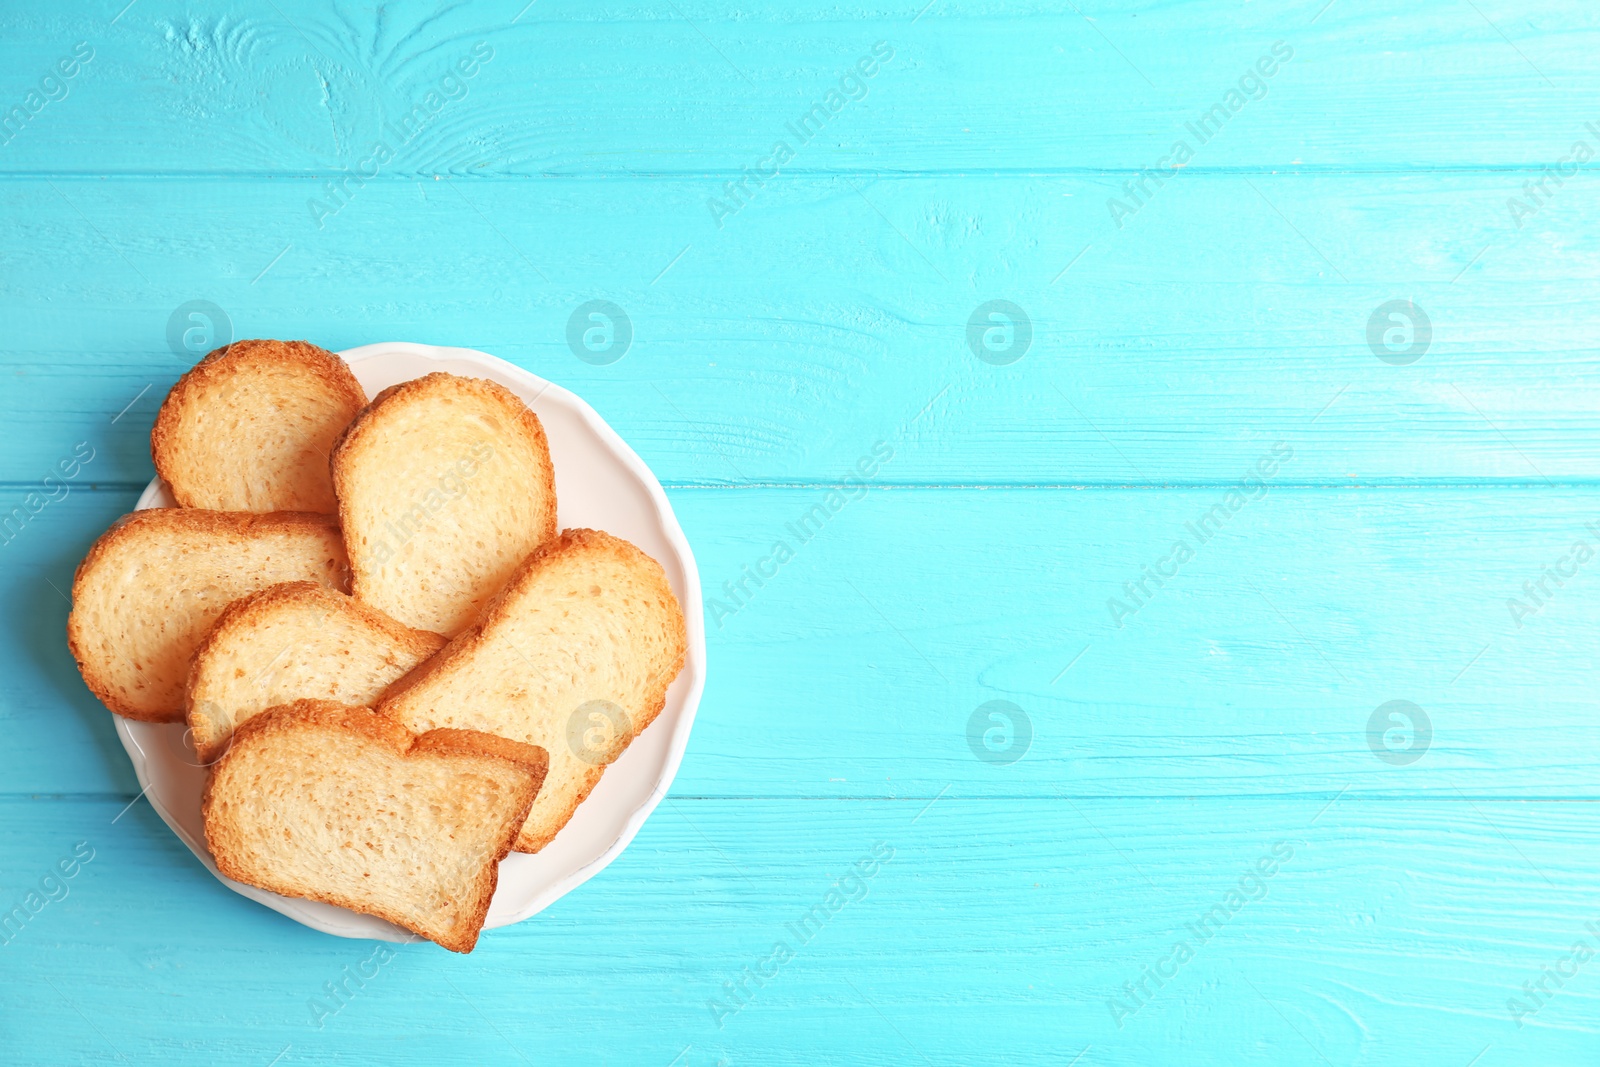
0,166 -> 1581,180
20,480 -> 1600,492
11,792 -> 1600,802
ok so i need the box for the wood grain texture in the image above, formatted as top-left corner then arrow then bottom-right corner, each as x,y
3,172 -> 1599,485
4,796 -> 1600,1066
0,2 -> 1595,174
10,486 -> 1600,800
4,0 -> 1599,1063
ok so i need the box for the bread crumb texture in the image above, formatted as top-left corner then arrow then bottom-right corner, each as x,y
381,528 -> 686,853
186,581 -> 445,763
67,510 -> 349,721
333,373 -> 557,636
153,340 -> 366,512
202,701 -> 546,953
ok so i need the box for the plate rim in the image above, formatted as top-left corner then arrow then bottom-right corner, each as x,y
113,340 -> 706,938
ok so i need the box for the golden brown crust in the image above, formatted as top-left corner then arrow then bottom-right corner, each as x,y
152,340 -> 367,509
185,580 -> 442,694
66,510 -> 349,722
509,531 -> 685,851
413,729 -> 549,784
202,700 -> 545,953
182,581 -> 446,761
513,763 -> 605,853
329,372 -> 558,613
378,529 -> 600,708
329,372 -> 549,486
377,528 -> 688,853
221,699 -> 417,754
511,659 -> 679,852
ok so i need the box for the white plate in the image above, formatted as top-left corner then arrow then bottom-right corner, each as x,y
113,342 -> 706,943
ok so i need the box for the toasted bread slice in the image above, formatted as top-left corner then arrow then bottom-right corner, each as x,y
381,529 -> 686,852
331,372 -> 557,636
202,701 -> 547,953
67,510 -> 349,722
186,582 -> 445,764
152,339 -> 366,512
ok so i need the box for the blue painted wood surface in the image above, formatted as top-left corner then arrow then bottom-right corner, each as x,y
4,2 -> 1599,1064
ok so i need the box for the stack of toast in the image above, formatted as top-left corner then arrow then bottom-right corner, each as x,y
67,340 -> 687,952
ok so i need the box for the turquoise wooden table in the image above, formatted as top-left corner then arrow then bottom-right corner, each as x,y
5,1 -> 1600,1063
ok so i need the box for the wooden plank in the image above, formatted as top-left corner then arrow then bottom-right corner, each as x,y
9,3 -> 1599,1065
0,1 -> 1593,175
3,171 -> 1598,486
11,485 -> 1600,800
2,794 -> 1597,1065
